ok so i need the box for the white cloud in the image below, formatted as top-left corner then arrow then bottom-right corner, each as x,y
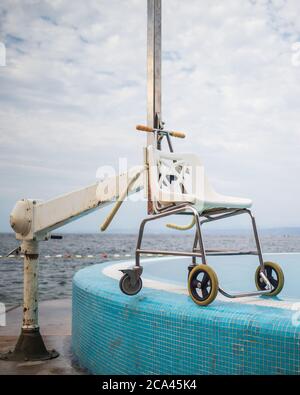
0,0 -> 299,232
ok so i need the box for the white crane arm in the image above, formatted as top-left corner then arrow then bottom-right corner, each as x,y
10,166 -> 145,241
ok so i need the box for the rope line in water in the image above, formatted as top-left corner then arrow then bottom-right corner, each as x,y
0,253 -> 161,260
1,252 -> 299,260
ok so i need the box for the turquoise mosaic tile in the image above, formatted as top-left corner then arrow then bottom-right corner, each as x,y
72,262 -> 300,375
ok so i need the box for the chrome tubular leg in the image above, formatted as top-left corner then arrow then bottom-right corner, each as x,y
193,210 -> 207,265
135,251 -> 141,268
192,231 -> 198,265
247,210 -> 264,268
135,219 -> 147,267
248,211 -> 273,290
188,230 -> 199,276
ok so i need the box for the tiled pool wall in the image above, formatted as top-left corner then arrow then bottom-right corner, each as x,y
72,262 -> 300,375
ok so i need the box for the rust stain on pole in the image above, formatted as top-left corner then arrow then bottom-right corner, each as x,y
22,240 -> 39,329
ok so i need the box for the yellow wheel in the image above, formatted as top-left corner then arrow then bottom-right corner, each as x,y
188,264 -> 219,306
255,261 -> 284,297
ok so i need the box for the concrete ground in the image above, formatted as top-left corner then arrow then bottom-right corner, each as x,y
0,299 -> 87,375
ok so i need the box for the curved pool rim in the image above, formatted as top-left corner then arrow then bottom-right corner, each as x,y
72,255 -> 300,375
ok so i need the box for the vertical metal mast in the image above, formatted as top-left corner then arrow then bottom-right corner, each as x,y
147,0 -> 161,145
147,0 -> 161,214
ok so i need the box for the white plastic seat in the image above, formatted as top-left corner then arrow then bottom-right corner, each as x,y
147,145 -> 252,214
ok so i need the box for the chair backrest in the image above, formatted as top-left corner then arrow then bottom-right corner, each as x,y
146,145 -> 204,211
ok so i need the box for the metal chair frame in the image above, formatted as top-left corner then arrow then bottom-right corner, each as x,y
133,203 -> 272,299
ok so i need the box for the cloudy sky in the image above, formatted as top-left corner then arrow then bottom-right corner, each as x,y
0,0 -> 300,233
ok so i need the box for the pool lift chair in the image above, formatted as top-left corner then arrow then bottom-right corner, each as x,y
119,124 -> 284,306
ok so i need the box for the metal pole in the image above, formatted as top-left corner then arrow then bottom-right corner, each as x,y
0,240 -> 58,361
147,0 -> 161,213
147,0 -> 161,138
22,240 -> 39,329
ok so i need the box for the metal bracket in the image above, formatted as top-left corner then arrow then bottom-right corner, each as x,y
6,245 -> 21,257
120,266 -> 143,287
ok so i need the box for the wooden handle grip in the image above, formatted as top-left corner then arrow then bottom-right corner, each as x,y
136,124 -> 186,138
169,131 -> 186,139
136,125 -> 154,133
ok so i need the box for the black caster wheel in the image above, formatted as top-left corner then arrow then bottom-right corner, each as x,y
255,261 -> 284,297
188,264 -> 219,306
119,274 -> 142,296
